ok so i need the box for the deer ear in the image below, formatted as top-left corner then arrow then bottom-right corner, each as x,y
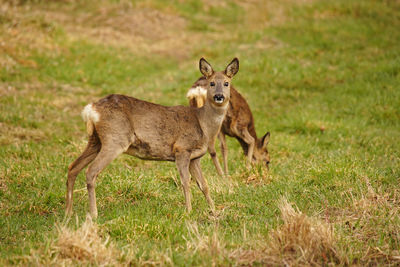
261,132 -> 270,149
199,58 -> 214,78
225,57 -> 239,78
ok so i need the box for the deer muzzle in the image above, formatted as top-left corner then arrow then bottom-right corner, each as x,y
213,94 -> 225,104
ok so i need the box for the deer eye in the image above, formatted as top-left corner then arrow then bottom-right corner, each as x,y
210,82 -> 215,86
224,82 -> 229,86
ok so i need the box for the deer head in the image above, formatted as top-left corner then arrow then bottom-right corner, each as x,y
199,57 -> 239,108
254,132 -> 271,168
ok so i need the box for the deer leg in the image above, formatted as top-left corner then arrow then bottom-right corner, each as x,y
66,135 -> 101,216
189,158 -> 215,212
85,146 -> 124,219
208,138 -> 224,176
175,152 -> 192,212
218,131 -> 229,175
242,128 -> 255,168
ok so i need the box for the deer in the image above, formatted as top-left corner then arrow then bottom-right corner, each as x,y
65,58 -> 239,219
187,77 -> 270,176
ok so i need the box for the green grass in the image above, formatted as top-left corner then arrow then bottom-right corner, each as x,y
1,0 -> 399,265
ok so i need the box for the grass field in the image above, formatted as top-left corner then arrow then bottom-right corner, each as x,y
1,0 -> 399,265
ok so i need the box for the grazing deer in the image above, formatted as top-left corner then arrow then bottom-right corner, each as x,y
66,58 -> 239,219
187,77 -> 270,175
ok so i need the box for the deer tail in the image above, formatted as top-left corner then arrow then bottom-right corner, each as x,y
81,103 -> 100,136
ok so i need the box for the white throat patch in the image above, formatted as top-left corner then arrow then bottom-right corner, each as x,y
212,111 -> 226,125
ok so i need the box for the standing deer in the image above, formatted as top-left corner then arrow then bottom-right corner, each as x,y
66,58 -> 239,219
187,77 -> 270,175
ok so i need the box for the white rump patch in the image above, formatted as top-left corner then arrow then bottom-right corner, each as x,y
186,86 -> 207,100
81,103 -> 100,123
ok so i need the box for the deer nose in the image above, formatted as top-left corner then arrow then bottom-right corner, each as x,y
213,94 -> 225,104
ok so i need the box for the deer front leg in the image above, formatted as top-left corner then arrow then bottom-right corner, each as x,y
189,158 -> 215,213
208,138 -> 224,176
242,128 -> 255,168
218,131 -> 229,175
175,152 -> 192,212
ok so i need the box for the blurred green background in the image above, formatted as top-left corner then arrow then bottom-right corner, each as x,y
0,0 -> 399,265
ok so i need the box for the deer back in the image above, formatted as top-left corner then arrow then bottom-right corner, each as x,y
89,94 -> 207,161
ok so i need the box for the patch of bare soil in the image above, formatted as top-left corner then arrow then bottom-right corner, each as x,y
235,0 -> 289,30
235,0 -> 315,32
43,4 -> 197,60
0,1 -> 202,60
0,3 -> 62,56
0,122 -> 46,145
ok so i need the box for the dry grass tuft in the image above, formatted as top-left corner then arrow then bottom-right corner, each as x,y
54,216 -> 119,265
185,222 -> 226,264
231,198 -> 342,266
337,178 -> 400,264
27,215 -> 127,266
267,199 -> 341,265
186,222 -> 222,254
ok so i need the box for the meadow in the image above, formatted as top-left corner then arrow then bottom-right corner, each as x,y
0,0 -> 399,265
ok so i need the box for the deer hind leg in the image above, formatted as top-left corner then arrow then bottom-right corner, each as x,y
241,128 -> 255,168
175,152 -> 192,212
189,158 -> 215,212
208,138 -> 224,177
66,134 -> 101,216
85,144 -> 125,219
218,131 -> 229,175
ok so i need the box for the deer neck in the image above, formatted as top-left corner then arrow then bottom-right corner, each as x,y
197,100 -> 227,140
